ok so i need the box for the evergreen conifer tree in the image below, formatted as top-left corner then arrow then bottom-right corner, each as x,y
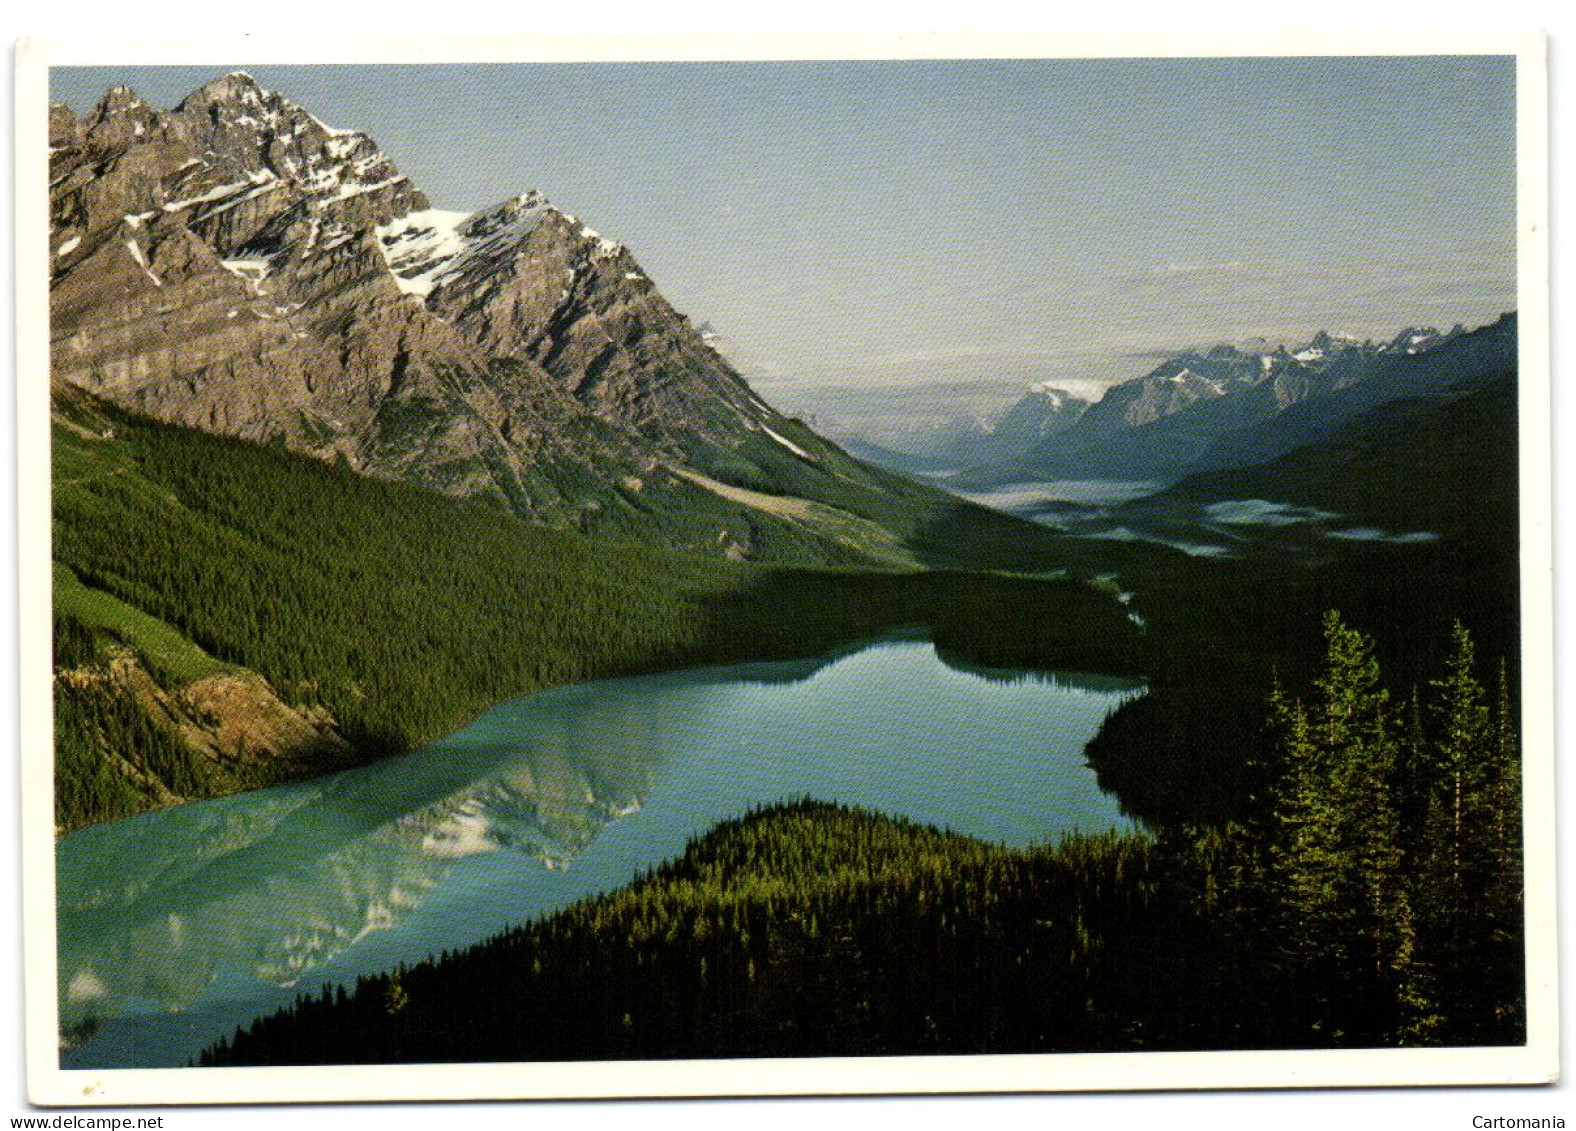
1266,612 -> 1415,1043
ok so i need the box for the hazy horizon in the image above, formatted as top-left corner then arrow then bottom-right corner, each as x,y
52,58 -> 1517,438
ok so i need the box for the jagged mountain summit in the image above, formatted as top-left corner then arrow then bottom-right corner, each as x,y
953,321 -> 1493,486
48,73 -> 837,540
992,385 -> 1091,449
1052,325 -> 1467,435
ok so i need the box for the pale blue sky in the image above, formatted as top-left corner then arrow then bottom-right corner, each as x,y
53,58 -> 1516,426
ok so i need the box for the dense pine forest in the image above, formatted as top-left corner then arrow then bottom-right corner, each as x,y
51,389 -> 1145,831
1084,367 -> 1520,828
202,612 -> 1522,1063
53,364 -> 1525,1058
205,804 -> 1184,1061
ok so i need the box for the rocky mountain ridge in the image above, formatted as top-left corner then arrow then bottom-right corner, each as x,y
49,73 -> 814,532
908,321 -> 1488,487
835,323 -> 1473,487
1082,324 -> 1466,429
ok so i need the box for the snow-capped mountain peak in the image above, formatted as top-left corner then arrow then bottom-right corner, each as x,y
50,72 -> 804,534
150,72 -> 427,230
1382,325 -> 1465,356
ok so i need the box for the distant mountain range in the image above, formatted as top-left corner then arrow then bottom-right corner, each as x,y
1117,355 -> 1518,550
844,320 -> 1509,489
835,386 -> 1091,476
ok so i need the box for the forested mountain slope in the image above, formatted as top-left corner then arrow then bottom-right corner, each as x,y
51,387 -> 1145,832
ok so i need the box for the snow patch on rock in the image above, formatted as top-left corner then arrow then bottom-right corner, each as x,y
376,197 -> 550,299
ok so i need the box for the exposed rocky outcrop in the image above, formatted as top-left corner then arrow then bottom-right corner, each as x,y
50,73 -> 797,521
54,644 -> 353,833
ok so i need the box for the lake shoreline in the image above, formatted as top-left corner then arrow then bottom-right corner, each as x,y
58,636 -> 1145,1069
56,567 -> 1152,837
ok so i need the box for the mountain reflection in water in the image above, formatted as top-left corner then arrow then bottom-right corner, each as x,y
57,637 -> 1143,1068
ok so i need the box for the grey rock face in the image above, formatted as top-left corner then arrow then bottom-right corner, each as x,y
990,324 -> 1500,486
50,73 -> 789,520
985,387 -> 1089,456
381,195 -> 764,443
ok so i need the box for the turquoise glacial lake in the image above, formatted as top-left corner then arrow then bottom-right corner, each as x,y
56,636 -> 1143,1068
